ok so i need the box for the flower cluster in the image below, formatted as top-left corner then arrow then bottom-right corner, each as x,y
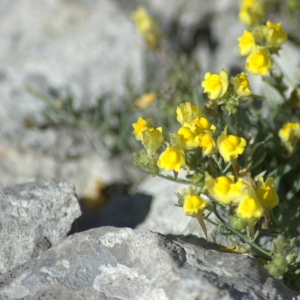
237,1 -> 288,76
239,0 -> 265,27
205,173 -> 278,223
133,101 -> 247,174
131,6 -> 162,50
201,68 -> 252,114
130,3 -> 300,282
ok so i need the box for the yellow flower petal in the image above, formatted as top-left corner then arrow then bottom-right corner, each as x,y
182,186 -> 207,217
157,144 -> 186,172
132,117 -> 151,141
141,127 -> 164,156
176,102 -> 202,125
262,21 -> 287,48
236,187 -> 263,220
205,173 -> 246,205
202,69 -> 228,100
231,73 -> 252,97
177,126 -> 199,150
134,92 -> 156,110
245,47 -> 272,76
237,31 -> 256,56
255,177 -> 279,210
217,126 -> 246,162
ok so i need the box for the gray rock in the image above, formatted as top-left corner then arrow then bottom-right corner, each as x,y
0,179 -> 81,275
0,0 -> 145,196
0,227 -> 297,300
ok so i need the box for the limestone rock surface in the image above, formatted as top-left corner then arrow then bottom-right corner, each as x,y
0,0 -> 144,196
0,179 -> 81,275
0,227 -> 297,300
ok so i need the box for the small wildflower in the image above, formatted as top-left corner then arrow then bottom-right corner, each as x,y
198,133 -> 217,156
177,126 -> 199,150
202,69 -> 228,100
217,126 -> 246,162
133,92 -> 156,110
182,186 -> 207,217
237,30 -> 256,56
262,21 -> 287,48
132,117 -> 154,141
245,46 -> 272,76
238,0 -> 265,27
131,6 -> 162,50
157,143 -> 186,172
255,177 -> 279,211
231,73 -> 252,97
236,187 -> 264,220
182,186 -> 208,239
193,117 -> 216,135
176,102 -> 202,125
278,122 -> 300,155
141,127 -> 164,157
205,172 -> 246,205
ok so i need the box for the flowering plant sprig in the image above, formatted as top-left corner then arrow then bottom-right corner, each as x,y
131,4 -> 300,286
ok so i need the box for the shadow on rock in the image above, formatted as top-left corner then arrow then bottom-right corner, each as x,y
165,234 -> 221,251
75,186 -> 152,232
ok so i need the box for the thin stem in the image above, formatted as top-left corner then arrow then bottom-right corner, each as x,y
212,202 -> 272,260
156,173 -> 191,185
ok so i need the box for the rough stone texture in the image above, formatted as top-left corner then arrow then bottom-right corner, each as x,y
0,179 -> 81,275
0,227 -> 297,300
0,0 -> 145,196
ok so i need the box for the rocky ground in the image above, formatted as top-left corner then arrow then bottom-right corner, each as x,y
0,185 -> 297,299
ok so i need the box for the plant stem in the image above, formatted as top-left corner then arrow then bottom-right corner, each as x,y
212,202 -> 272,260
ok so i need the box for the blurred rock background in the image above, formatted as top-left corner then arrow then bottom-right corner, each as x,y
0,0 -> 299,234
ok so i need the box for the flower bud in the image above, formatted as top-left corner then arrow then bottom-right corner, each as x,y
264,257 -> 288,279
228,215 -> 248,231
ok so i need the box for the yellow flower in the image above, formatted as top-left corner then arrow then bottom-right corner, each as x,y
132,117 -> 154,141
278,122 -> 300,155
202,69 -> 228,100
217,126 -> 246,162
262,21 -> 287,48
255,177 -> 279,210
176,102 -> 202,125
238,8 -> 253,27
198,133 -> 217,156
231,73 -> 252,97
237,30 -> 256,56
193,117 -> 216,135
245,47 -> 272,76
239,0 -> 264,27
182,186 -> 207,217
236,187 -> 263,220
131,7 -> 162,50
157,144 -> 186,172
205,173 -> 246,205
133,92 -> 156,110
177,126 -> 199,150
141,127 -> 164,157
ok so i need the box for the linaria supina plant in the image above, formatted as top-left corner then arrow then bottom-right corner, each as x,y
131,2 -> 300,287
